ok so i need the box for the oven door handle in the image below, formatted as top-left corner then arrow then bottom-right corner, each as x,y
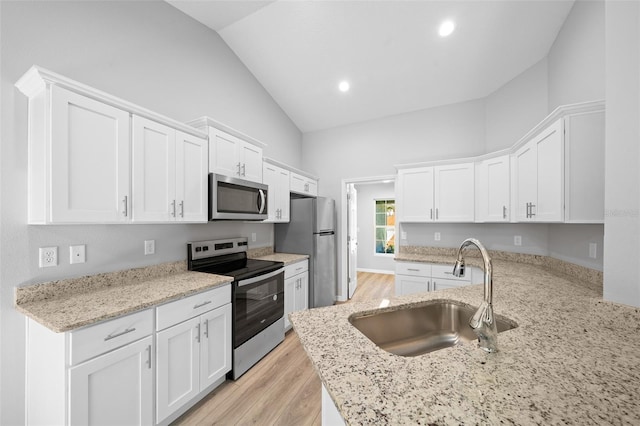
237,268 -> 284,287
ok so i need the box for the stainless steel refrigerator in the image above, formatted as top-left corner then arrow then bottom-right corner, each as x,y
275,197 -> 336,308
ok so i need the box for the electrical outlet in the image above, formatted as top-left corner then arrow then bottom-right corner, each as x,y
251,233 -> 257,242
70,245 -> 86,264
434,232 -> 441,241
514,235 -> 522,246
39,246 -> 58,268
144,240 -> 155,255
589,243 -> 597,259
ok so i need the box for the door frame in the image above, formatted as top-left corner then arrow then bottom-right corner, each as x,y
339,175 -> 396,302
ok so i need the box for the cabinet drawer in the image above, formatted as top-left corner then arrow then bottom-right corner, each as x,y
395,262 -> 431,277
156,284 -> 231,331
285,260 -> 309,279
432,264 -> 470,281
70,309 -> 153,366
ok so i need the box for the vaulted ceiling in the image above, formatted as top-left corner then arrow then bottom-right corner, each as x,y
167,1 -> 575,133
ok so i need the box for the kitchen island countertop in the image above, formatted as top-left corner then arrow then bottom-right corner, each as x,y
290,258 -> 640,424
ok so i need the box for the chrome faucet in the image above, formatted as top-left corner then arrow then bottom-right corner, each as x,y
452,238 -> 498,353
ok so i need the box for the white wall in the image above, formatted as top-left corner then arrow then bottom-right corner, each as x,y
603,0 -> 640,307
0,2 -> 301,424
355,182 -> 396,274
547,0 -> 606,111
484,58 -> 549,152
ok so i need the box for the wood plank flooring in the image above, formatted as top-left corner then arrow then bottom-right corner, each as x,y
173,271 -> 395,426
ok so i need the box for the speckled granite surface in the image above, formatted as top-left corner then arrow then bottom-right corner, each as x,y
15,261 -> 233,333
397,245 -> 603,286
251,252 -> 309,265
290,260 -> 640,424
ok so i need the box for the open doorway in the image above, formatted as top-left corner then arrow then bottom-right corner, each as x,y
340,175 -> 396,301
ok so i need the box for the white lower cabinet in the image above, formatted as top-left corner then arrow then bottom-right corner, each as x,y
26,309 -> 154,426
284,260 -> 309,330
69,336 -> 153,426
156,286 -> 232,424
395,262 -> 480,296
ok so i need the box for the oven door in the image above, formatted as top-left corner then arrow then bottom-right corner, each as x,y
233,268 -> 284,348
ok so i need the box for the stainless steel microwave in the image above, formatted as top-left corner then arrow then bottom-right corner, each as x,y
209,173 -> 268,221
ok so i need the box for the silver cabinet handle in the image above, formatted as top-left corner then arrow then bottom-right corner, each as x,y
237,162 -> 242,176
430,208 -> 433,220
196,323 -> 201,343
204,320 -> 209,338
436,208 -> 439,220
242,163 -> 246,177
122,196 -> 128,217
104,327 -> 136,341
526,202 -> 530,218
503,205 -> 507,219
194,300 -> 212,309
179,200 -> 184,218
171,200 -> 176,217
530,203 -> 536,217
407,268 -> 420,272
146,344 -> 152,369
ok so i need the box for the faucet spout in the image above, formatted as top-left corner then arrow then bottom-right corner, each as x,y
453,238 -> 498,353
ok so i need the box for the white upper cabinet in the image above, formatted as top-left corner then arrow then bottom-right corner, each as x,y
16,66 -> 208,225
397,164 -> 474,222
35,85 -> 131,224
290,172 -> 318,197
514,119 -> 564,222
132,117 -> 208,223
434,163 -> 475,222
397,167 -> 434,222
208,127 -> 263,183
476,155 -> 510,222
263,162 -> 291,222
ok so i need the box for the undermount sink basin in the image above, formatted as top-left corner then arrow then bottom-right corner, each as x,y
349,300 -> 517,357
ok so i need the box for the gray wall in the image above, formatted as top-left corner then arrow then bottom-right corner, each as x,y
603,0 -> 640,307
547,0 -> 606,111
302,0 -> 606,301
355,182 -> 396,274
0,2 -> 301,424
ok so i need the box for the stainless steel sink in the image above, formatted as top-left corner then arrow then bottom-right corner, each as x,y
349,300 -> 517,357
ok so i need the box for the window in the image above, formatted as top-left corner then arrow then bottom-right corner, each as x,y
375,199 -> 395,254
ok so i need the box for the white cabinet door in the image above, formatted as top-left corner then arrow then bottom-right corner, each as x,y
514,142 -> 537,221
208,127 -> 263,183
476,155 -> 510,222
69,336 -> 152,426
199,304 -> 232,390
240,142 -> 263,183
296,274 -> 309,311
535,119 -> 564,221
397,167 -> 434,222
395,275 -> 430,296
514,119 -> 564,222
434,163 -> 474,222
132,116 -> 175,222
263,163 -> 290,222
50,85 -> 130,223
156,317 -> 200,423
290,172 -> 318,196
176,130 -> 208,222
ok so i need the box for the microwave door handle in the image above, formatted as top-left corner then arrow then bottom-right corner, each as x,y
257,189 -> 266,214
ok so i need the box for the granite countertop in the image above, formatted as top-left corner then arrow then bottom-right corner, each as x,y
251,252 -> 309,265
290,258 -> 640,424
15,261 -> 233,333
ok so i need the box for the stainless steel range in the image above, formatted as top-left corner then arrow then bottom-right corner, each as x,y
187,237 -> 285,379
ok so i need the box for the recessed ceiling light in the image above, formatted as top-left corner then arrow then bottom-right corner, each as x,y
338,81 -> 350,92
438,20 -> 455,37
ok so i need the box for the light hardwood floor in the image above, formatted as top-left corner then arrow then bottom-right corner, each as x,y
173,271 -> 395,426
